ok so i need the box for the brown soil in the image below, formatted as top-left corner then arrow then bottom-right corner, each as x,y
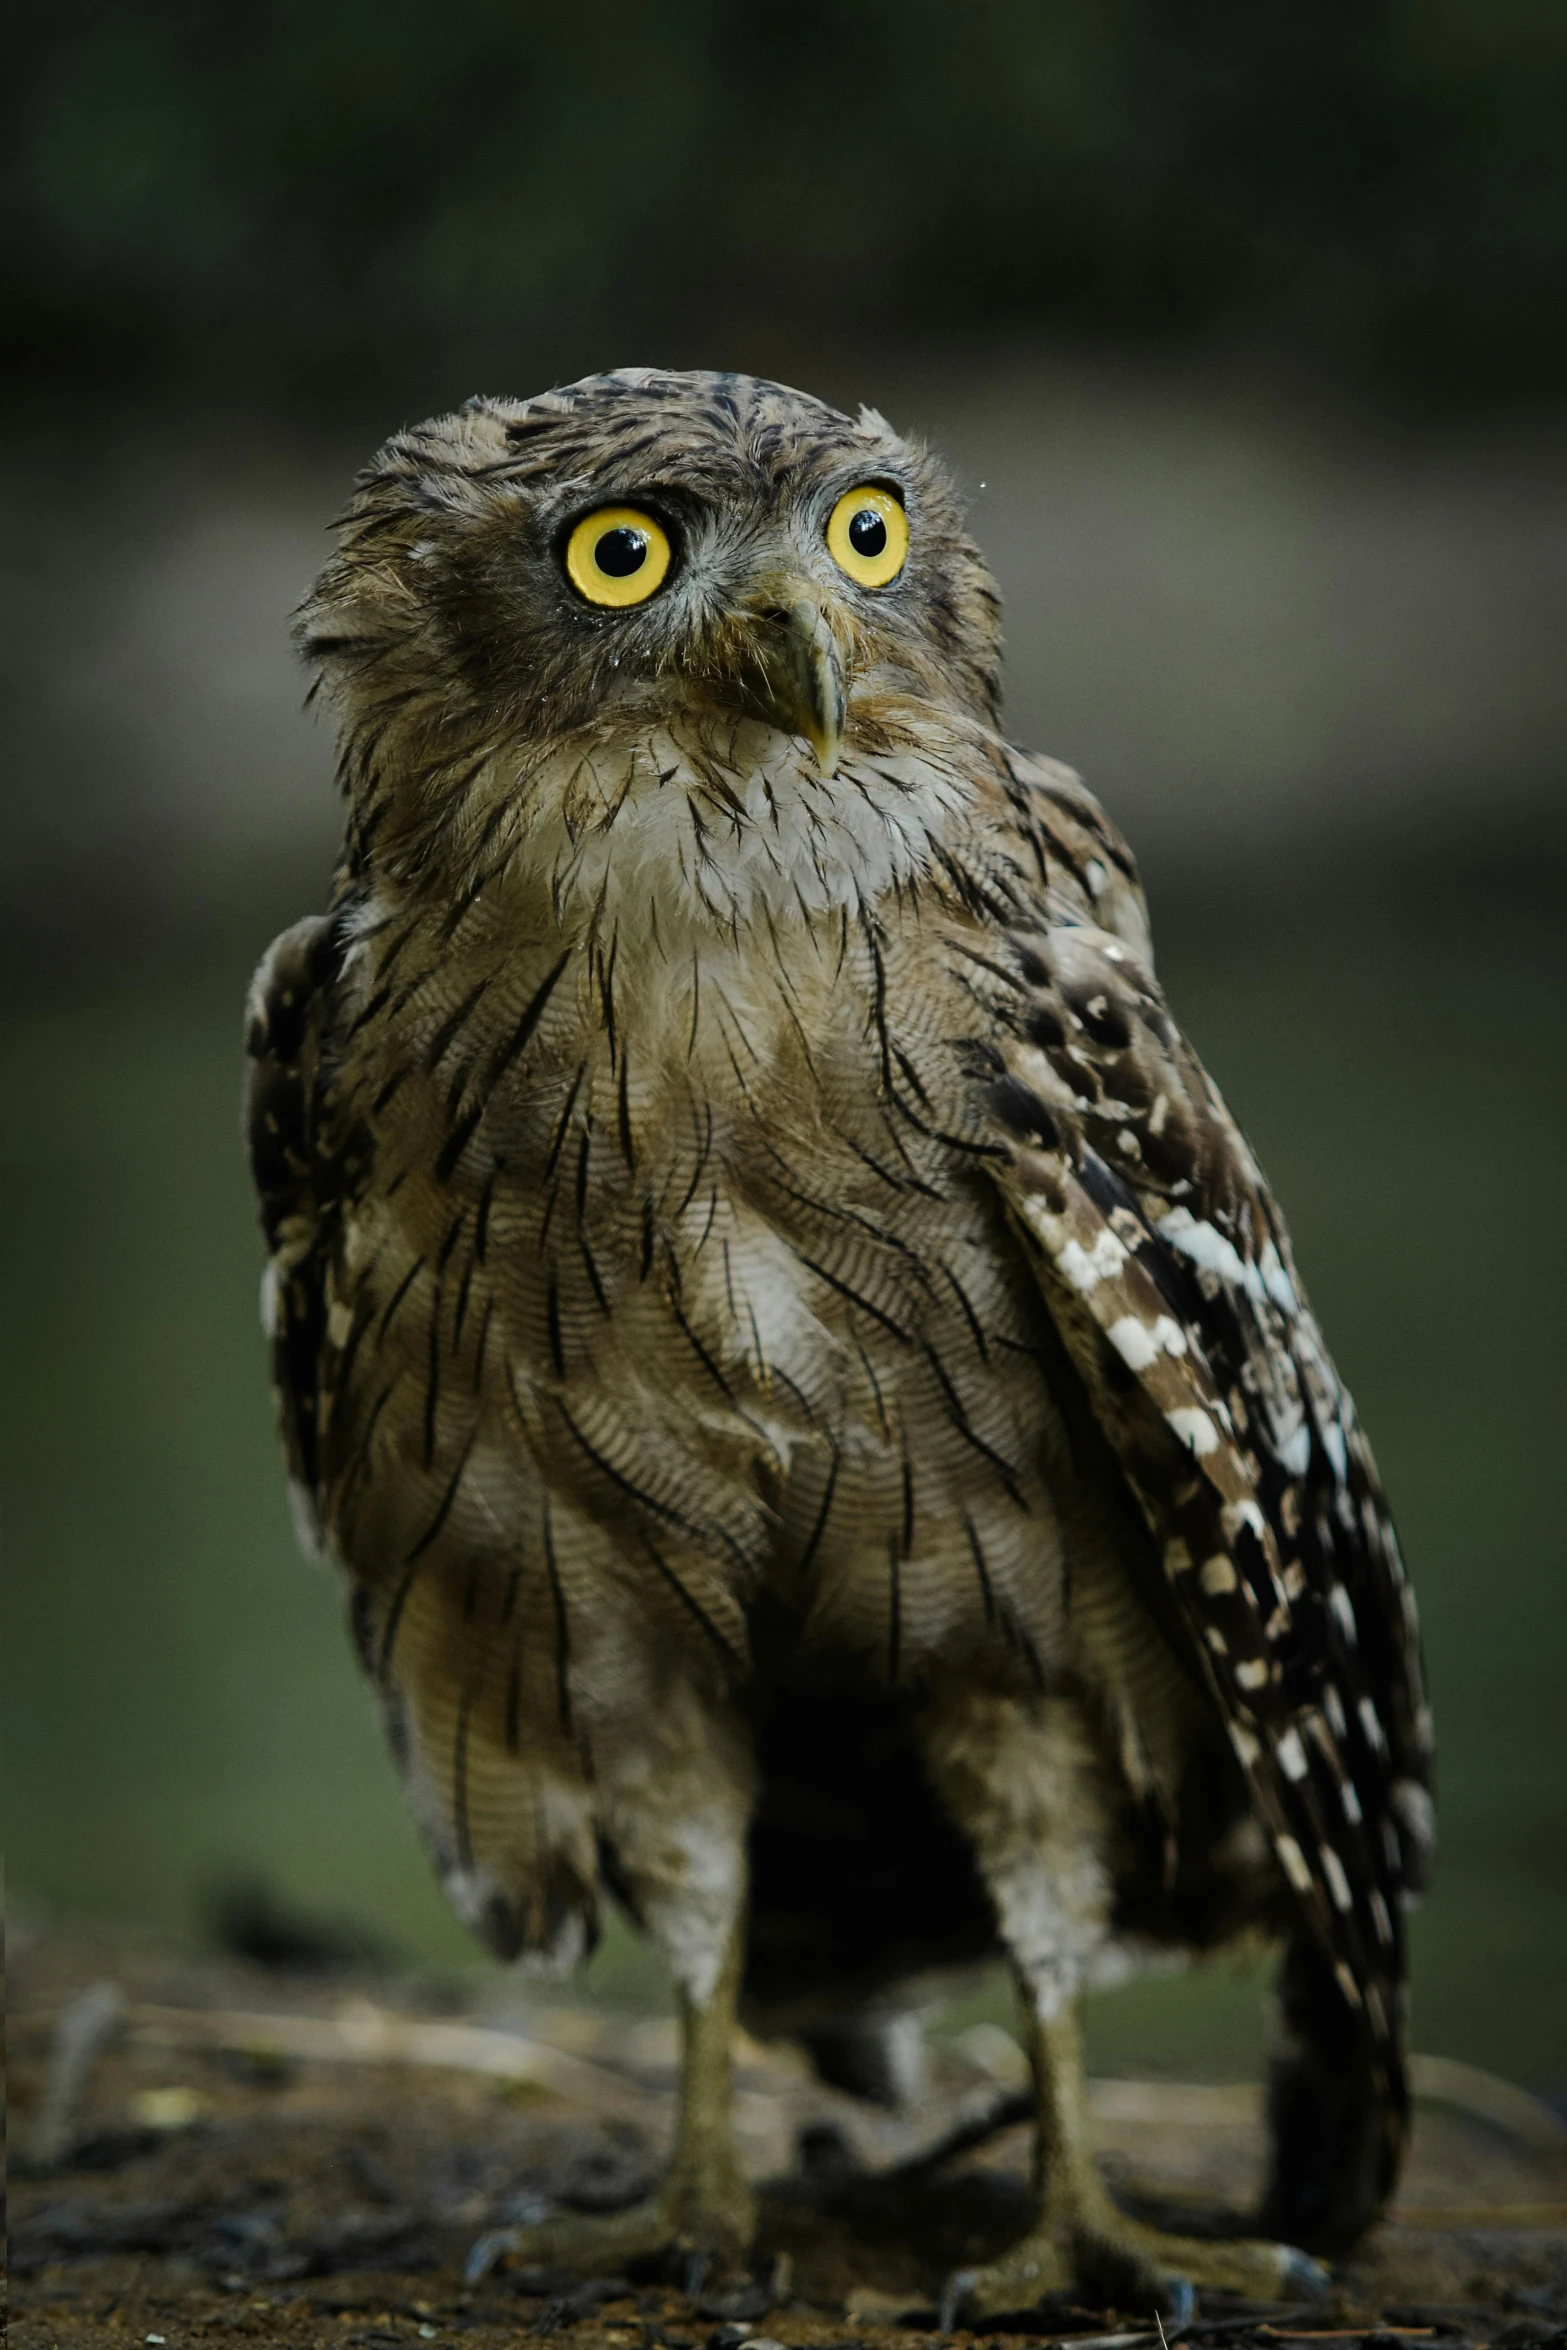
10,1916 -> 1566,2350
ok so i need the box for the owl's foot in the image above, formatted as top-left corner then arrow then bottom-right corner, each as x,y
939,1993 -> 1329,2326
466,2161 -> 758,2288
941,2208 -> 1329,2326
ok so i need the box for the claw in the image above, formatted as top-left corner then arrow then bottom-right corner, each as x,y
682,2251 -> 711,2297
1279,2247 -> 1332,2300
1160,2275 -> 1196,2328
938,2268 -> 976,2334
463,2227 -> 519,2286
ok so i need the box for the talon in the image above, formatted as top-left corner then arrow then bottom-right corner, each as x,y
1160,2274 -> 1196,2328
682,2249 -> 711,2295
939,2269 -> 976,2334
463,2227 -> 519,2285
1279,2247 -> 1332,2299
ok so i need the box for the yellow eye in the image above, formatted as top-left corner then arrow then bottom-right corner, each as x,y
564,505 -> 672,608
826,484 -> 908,588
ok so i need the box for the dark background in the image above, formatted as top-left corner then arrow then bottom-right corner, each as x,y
5,2 -> 1564,2094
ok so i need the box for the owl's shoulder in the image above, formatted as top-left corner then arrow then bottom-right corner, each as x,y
946,740 -> 1153,966
245,902 -> 363,1532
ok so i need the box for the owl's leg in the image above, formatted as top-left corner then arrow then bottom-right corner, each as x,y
472,1904 -> 754,2284
650,1899 -> 757,2268
919,1690 -> 1324,2321
800,2006 -> 929,2106
943,1988 -> 1329,2324
468,1696 -> 757,2286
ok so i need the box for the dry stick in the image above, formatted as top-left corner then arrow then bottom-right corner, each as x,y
891,2085 -> 1034,2176
127,1999 -> 644,2109
1384,2203 -> 1567,2228
119,2001 -> 1567,2199
27,1980 -> 125,2167
1408,2055 -> 1567,2156
1026,2333 -> 1164,2350
896,2063 -> 1567,2179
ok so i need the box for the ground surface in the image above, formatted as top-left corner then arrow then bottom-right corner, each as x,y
10,1917 -> 1567,2350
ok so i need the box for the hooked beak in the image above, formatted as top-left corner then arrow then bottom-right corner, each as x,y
747,595 -> 847,777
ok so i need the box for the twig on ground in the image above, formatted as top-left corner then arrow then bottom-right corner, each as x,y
126,1999 -> 645,2110
1407,2058 -> 1567,2156
893,2063 -> 1567,2181
27,1980 -> 124,2167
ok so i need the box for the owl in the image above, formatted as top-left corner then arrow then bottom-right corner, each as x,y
246,369 -> 1433,2319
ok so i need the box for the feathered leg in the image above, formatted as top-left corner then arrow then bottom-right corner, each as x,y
469,1897 -> 756,2285
919,1690 -> 1327,2321
799,2007 -> 929,2106
469,1684 -> 758,2285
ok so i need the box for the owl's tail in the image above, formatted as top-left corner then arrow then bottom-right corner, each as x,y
1259,1931 -> 1407,2255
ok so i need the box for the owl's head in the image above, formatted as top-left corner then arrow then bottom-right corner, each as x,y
298,369 -> 1003,900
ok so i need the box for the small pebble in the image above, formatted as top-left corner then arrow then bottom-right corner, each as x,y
700,2285 -> 776,2326
132,2086 -> 207,2131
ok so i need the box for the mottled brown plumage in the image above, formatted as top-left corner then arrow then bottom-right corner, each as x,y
247,370 -> 1432,2312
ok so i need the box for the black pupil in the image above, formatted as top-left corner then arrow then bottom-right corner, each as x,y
848,506 -> 888,558
595,526 -> 647,577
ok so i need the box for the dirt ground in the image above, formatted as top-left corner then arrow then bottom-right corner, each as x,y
10,1914 -> 1567,2350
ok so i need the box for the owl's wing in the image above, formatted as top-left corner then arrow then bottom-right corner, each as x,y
245,909 -> 604,1963
957,764 -> 1432,2084
245,908 -> 353,1554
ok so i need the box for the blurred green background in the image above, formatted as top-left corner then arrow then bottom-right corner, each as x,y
4,2 -> 1564,2097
